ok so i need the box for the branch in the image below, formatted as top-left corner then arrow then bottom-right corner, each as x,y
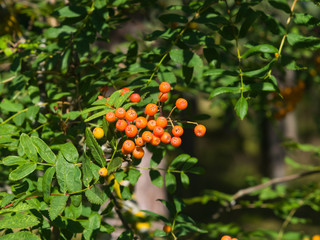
232,170 -> 320,201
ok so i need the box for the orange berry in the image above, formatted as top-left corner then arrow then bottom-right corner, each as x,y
97,95 -> 104,100
175,98 -> 188,110
156,116 -> 167,128
151,135 -> 160,145
125,109 -> 137,122
194,124 -> 206,137
130,93 -> 141,103
158,92 -> 169,102
221,236 -> 231,240
115,107 -> 126,119
120,87 -> 130,96
93,127 -> 104,139
135,137 -> 145,146
171,137 -> 181,147
163,225 -> 171,233
160,132 -> 171,144
116,119 -> 128,131
122,146 -> 130,155
313,235 -> 320,240
231,238 -> 239,240
132,146 -> 144,159
172,125 -> 184,137
159,82 -> 171,93
122,140 -> 135,153
98,168 -> 108,177
142,131 -> 153,143
105,112 -> 116,123
136,116 -> 148,129
145,103 -> 158,116
153,126 -> 164,137
147,120 -> 157,131
125,124 -> 138,138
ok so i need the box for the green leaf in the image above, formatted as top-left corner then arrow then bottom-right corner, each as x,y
0,231 -> 40,240
44,25 -> 77,39
100,223 -> 115,234
84,109 -> 112,122
20,133 -> 38,161
150,148 -> 166,168
243,59 -> 276,78
60,142 -> 79,163
0,99 -> 24,112
82,105 -> 108,114
107,157 -> 122,173
3,156 -> 28,166
165,172 -> 176,193
209,86 -> 241,99
85,185 -> 106,205
85,127 -> 105,167
9,163 -> 37,181
82,154 -> 93,187
117,230 -> 134,240
66,166 -> 82,207
242,44 -> 278,58
26,106 -> 40,121
239,8 -> 259,38
149,169 -> 163,188
126,41 -> 138,65
61,49 -> 71,74
235,97 -> 248,120
127,168 -> 141,185
31,136 -> 56,164
83,212 -> 101,239
170,154 -> 190,169
42,167 -> 56,203
0,213 -> 39,229
180,172 -> 190,189
49,195 -> 69,221
182,157 -> 198,171
159,14 -> 188,24
56,6 -> 87,18
0,124 -> 18,136
268,0 -> 291,13
0,194 -> 15,208
170,49 -> 202,69
107,91 -> 121,107
244,82 -> 278,92
287,33 -> 320,50
114,91 -> 133,109
56,152 -> 73,193
294,13 -> 320,25
284,156 -> 316,170
141,210 -> 169,223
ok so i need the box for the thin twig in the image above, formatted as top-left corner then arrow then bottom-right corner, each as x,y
232,170 -> 320,201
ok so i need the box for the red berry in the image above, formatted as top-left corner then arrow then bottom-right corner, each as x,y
171,137 -> 181,147
175,98 -> 188,110
145,103 -> 158,116
115,107 -> 126,119
172,125 -> 184,137
116,119 -> 127,131
158,93 -> 169,102
194,124 -> 206,137
159,82 -> 171,93
125,124 -> 138,138
130,93 -> 141,103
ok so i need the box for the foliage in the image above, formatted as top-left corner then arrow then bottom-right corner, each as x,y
0,0 -> 320,239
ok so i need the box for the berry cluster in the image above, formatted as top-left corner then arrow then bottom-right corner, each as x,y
93,82 -> 206,161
